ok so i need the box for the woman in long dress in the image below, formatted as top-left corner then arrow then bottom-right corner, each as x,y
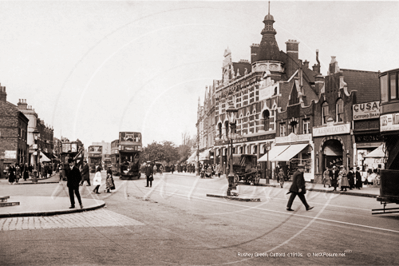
92,166 -> 102,194
105,169 -> 115,193
339,166 -> 350,192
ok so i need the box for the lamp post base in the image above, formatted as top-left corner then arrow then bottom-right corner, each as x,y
227,173 -> 235,196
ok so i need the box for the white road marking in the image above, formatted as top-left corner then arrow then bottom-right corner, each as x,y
133,185 -> 399,234
0,210 -> 144,231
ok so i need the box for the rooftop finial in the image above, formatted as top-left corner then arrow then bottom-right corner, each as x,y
268,1 -> 270,15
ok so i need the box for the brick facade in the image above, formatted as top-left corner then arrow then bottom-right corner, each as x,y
0,86 -> 29,175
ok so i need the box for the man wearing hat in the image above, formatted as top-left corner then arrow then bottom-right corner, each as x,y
79,160 -> 91,186
144,161 -> 153,187
65,158 -> 83,209
286,164 -> 313,211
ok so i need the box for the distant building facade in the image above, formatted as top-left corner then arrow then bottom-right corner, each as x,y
17,99 -> 54,166
0,86 -> 29,172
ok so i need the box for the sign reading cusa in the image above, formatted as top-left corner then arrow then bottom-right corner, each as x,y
352,101 -> 380,120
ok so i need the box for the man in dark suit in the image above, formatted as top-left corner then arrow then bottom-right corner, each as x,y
145,161 -> 153,187
65,159 -> 83,209
79,160 -> 91,186
330,165 -> 339,191
286,164 -> 314,211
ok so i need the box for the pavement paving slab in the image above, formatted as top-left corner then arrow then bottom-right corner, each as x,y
0,196 -> 105,218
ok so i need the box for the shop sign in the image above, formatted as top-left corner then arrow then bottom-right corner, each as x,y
353,101 -> 380,120
247,133 -> 275,142
62,143 -> 71,153
276,133 -> 311,144
259,82 -> 278,101
354,134 -> 382,143
313,123 -> 351,137
5,150 -> 16,159
380,113 -> 399,132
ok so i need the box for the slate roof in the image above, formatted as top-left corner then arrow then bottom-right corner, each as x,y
341,69 -> 380,104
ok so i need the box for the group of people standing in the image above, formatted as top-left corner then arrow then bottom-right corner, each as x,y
4,163 -> 33,184
323,165 -> 363,191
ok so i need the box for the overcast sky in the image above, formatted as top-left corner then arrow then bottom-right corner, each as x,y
1,1 -> 398,148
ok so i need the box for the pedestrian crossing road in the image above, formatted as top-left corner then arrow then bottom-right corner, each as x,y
0,210 -> 144,231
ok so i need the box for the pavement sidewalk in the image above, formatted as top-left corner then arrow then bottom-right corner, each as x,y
0,173 -> 105,218
168,171 -> 380,199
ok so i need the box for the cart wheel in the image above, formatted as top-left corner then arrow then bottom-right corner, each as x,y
254,174 -> 260,185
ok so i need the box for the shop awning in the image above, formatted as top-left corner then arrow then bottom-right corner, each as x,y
258,145 -> 290,162
199,149 -> 211,161
40,152 -> 51,162
365,144 -> 386,158
271,144 -> 309,162
187,152 -> 198,163
323,146 -> 342,156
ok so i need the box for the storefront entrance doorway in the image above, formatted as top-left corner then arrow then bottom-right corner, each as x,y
322,139 -> 343,170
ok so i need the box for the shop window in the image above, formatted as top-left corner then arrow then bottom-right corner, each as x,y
390,72 -> 397,100
380,75 -> 388,103
336,98 -> 344,122
322,102 -> 329,124
289,121 -> 298,134
303,119 -> 310,134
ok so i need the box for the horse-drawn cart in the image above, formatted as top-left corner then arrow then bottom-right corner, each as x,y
372,169 -> 399,215
232,154 -> 261,185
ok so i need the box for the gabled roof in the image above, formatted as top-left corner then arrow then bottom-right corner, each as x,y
341,69 -> 379,103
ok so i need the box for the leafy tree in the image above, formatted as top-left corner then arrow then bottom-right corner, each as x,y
141,141 -> 179,165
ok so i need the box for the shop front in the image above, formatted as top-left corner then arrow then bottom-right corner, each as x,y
352,100 -> 383,174
266,133 -> 313,182
313,122 -> 352,183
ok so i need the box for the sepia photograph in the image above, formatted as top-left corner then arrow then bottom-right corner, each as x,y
0,1 -> 398,265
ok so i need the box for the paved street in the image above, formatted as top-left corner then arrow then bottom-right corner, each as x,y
1,172 -> 398,265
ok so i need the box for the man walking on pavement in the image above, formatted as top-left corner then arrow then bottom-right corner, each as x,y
65,158 -> 83,209
80,160 -> 91,186
286,164 -> 313,211
145,161 -> 153,187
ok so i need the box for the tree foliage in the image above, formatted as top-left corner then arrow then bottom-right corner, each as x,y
142,141 -> 179,165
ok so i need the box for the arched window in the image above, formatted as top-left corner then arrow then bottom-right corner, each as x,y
224,121 -> 229,137
218,123 -> 222,139
322,102 -> 329,124
336,99 -> 344,122
262,110 -> 270,131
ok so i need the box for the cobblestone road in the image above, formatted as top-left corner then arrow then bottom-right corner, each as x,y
0,210 -> 144,231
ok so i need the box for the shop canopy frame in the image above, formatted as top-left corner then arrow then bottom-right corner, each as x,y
258,145 -> 290,162
270,144 -> 309,162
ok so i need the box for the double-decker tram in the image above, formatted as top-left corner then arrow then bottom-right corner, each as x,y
111,132 -> 142,179
110,139 -> 120,175
88,145 -> 103,173
103,154 -> 112,170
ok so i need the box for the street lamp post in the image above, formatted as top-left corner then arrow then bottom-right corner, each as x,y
32,128 -> 40,183
226,103 -> 238,196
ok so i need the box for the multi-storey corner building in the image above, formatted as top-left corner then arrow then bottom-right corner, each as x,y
17,99 -> 54,165
0,86 -> 29,171
197,8 -> 323,177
